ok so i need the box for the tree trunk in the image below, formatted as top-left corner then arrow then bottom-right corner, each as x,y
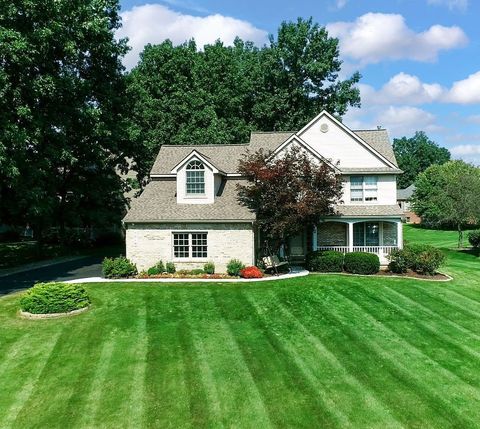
458,224 -> 463,248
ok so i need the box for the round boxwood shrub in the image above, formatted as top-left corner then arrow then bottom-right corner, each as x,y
387,248 -> 409,274
344,252 -> 380,275
20,282 -> 90,314
102,256 -> 137,279
227,259 -> 245,276
468,230 -> 480,248
306,250 -> 344,272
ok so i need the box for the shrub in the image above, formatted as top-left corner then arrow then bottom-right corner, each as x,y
190,268 -> 205,275
226,259 -> 245,276
415,247 -> 446,275
344,252 -> 380,275
102,256 -> 137,279
20,282 -> 90,314
203,261 -> 215,274
468,230 -> 480,248
165,262 -> 176,274
147,261 -> 165,276
387,248 -> 409,274
240,266 -> 264,278
306,250 -> 344,272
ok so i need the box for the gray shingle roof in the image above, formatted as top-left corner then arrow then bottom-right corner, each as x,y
397,184 -> 416,201
353,129 -> 398,167
123,179 -> 255,222
333,204 -> 403,217
150,129 -> 397,175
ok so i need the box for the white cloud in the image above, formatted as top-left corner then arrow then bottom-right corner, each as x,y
335,0 -> 348,9
118,4 -> 268,69
327,13 -> 468,66
450,144 -> 480,155
445,71 -> 480,104
376,106 -> 438,136
427,0 -> 468,11
360,73 -> 445,105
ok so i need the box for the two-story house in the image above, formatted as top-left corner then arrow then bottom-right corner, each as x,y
123,110 -> 404,272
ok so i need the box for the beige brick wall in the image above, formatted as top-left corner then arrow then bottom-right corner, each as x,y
125,222 -> 255,273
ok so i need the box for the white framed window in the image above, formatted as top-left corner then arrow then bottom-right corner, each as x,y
186,160 -> 205,195
350,176 -> 378,202
173,232 -> 208,258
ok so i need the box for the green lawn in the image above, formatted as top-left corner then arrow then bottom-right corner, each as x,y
0,225 -> 479,428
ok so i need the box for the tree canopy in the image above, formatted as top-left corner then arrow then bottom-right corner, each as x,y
411,160 -> 480,247
127,18 -> 361,180
0,0 -> 132,235
393,131 -> 451,189
237,146 -> 342,242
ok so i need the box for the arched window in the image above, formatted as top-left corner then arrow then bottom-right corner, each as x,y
186,160 -> 205,194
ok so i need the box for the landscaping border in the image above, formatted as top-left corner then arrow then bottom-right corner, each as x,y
19,305 -> 91,319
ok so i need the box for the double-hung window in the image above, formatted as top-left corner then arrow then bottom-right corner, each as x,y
350,176 -> 378,202
186,160 -> 205,195
173,232 -> 207,258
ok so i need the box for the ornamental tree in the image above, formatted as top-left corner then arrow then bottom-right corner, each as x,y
237,146 -> 342,243
412,160 -> 480,247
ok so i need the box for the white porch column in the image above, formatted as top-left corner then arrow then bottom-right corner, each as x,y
397,220 -> 403,249
348,222 -> 354,252
312,225 -> 318,251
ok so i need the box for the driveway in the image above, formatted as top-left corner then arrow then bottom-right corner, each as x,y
0,256 -> 103,296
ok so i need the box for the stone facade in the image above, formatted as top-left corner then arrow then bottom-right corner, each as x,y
125,222 -> 254,273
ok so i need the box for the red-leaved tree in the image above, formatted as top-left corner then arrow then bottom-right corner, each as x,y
237,146 -> 342,243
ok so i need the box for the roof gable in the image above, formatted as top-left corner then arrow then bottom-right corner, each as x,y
298,111 -> 397,169
170,150 -> 223,174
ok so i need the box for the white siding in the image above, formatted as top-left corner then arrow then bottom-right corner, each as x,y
176,158 -> 215,204
342,175 -> 397,205
126,222 -> 255,273
299,115 -> 388,168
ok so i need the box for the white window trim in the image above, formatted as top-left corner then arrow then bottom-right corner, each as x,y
185,162 -> 206,196
350,175 -> 378,204
172,232 -> 208,260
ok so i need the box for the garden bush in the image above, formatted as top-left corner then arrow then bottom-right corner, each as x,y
165,262 -> 176,274
306,250 -> 344,272
102,256 -> 137,279
468,230 -> 480,248
387,248 -> 409,274
20,282 -> 90,314
203,261 -> 215,274
240,266 -> 264,278
147,260 -> 165,276
190,268 -> 205,275
344,252 -> 380,275
414,247 -> 446,275
227,259 -> 245,276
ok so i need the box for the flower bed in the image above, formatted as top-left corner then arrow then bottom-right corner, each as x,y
137,272 -> 236,280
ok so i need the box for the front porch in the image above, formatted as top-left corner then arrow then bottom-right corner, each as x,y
312,220 -> 403,264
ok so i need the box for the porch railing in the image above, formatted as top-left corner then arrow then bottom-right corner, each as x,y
317,245 -> 398,257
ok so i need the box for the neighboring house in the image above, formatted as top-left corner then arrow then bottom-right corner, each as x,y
123,110 -> 404,271
397,184 -> 421,224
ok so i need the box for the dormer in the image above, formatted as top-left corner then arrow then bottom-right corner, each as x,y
170,150 -> 224,204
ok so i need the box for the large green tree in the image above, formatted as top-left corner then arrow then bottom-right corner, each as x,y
0,0 -> 132,236
393,131 -> 451,189
127,18 -> 361,180
412,160 -> 480,247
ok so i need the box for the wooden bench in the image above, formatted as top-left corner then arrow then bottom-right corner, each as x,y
262,255 -> 289,273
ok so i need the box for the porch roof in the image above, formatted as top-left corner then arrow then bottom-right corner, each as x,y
333,204 -> 403,217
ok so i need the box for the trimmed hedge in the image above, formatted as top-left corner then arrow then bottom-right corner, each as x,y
20,282 -> 90,314
227,259 -> 245,276
306,250 -> 344,272
102,257 -> 137,279
388,244 -> 445,275
468,230 -> 480,248
344,252 -> 380,275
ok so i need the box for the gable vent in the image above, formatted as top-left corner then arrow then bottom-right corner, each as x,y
320,123 -> 329,133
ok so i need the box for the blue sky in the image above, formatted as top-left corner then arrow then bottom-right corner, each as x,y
118,0 -> 480,163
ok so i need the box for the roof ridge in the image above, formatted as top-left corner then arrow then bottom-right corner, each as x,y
161,144 -> 250,148
251,131 -> 296,134
353,129 -> 387,132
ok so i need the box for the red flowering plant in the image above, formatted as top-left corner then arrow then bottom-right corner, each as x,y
240,266 -> 264,279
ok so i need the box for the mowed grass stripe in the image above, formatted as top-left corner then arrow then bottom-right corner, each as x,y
248,290 -> 404,429
278,286 -> 469,428
337,284 -> 480,389
144,288 -> 194,427
185,288 -> 273,428
210,288 -> 334,428
0,330 -> 62,429
326,287 -> 480,427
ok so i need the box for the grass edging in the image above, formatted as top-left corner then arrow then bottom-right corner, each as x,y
18,305 -> 91,319
310,271 -> 453,282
